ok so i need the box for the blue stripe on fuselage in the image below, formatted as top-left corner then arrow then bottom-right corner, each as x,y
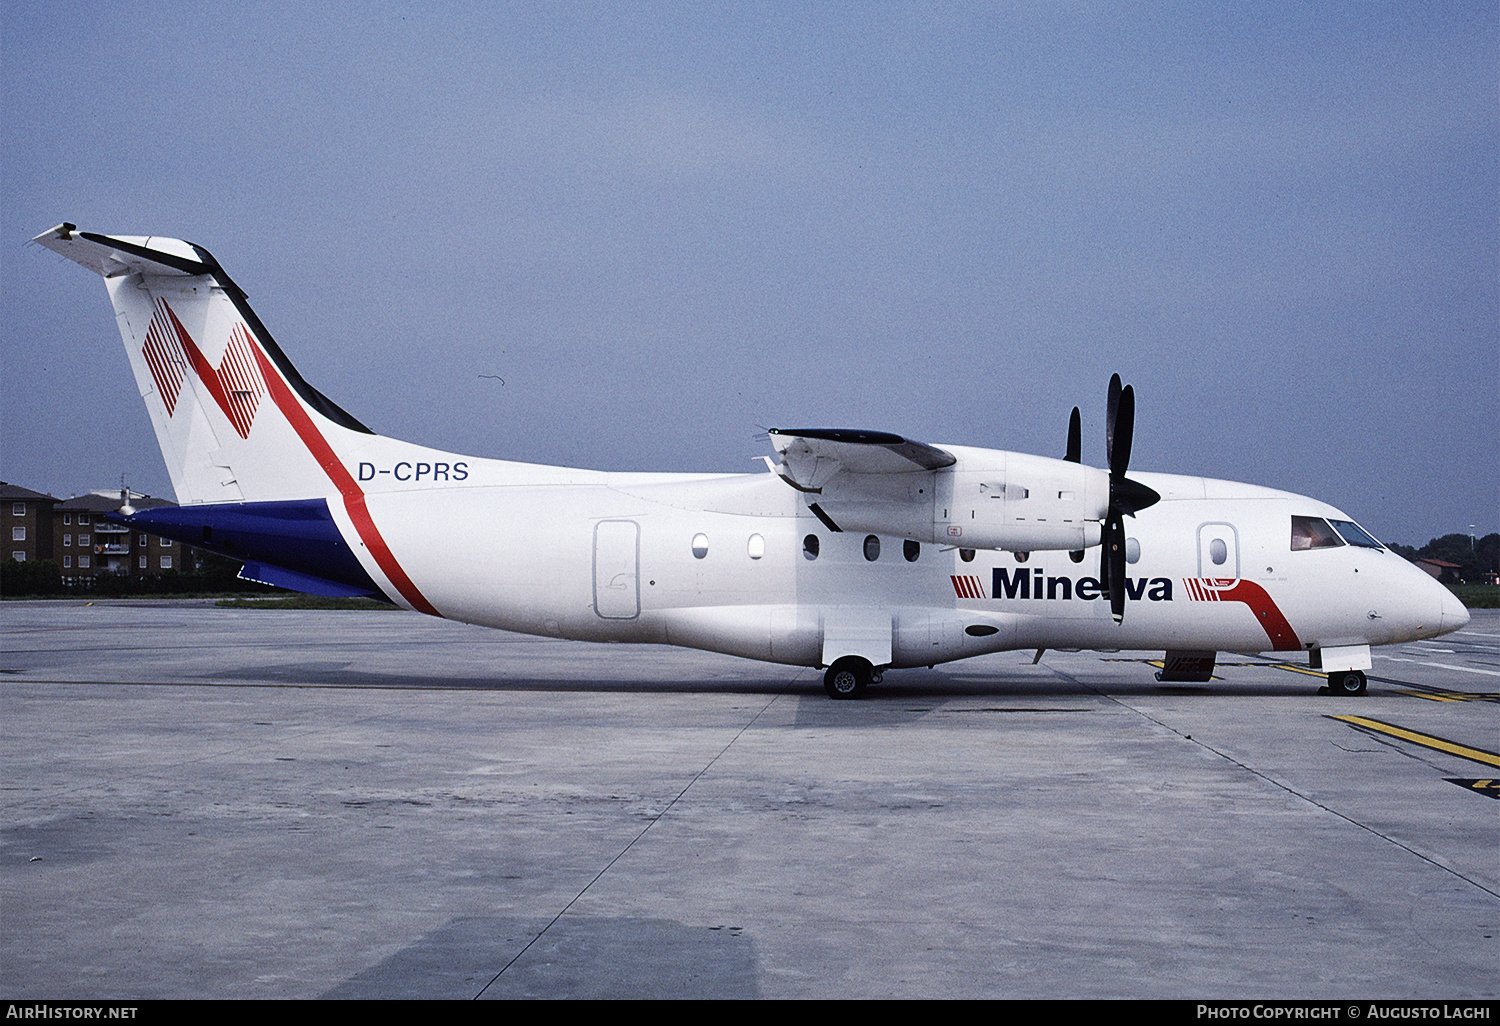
109,499 -> 384,598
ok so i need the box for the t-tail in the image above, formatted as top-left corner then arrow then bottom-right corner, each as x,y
33,223 -> 441,612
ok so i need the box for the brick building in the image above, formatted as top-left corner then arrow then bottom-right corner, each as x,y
52,491 -> 196,584
2,483 -> 60,564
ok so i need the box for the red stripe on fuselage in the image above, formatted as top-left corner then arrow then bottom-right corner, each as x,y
244,342 -> 440,616
1185,577 -> 1300,651
1218,579 -> 1301,651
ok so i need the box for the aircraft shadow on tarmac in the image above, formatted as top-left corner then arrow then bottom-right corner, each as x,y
207,660 -> 1346,701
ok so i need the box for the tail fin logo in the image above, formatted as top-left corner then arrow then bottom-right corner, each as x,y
143,299 -> 266,439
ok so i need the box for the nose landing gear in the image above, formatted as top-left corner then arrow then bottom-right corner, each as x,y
1325,670 -> 1368,696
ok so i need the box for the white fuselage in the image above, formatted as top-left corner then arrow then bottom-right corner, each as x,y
357,461 -> 1466,670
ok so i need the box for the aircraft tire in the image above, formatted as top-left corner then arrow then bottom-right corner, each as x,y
1326,670 -> 1367,696
824,658 -> 871,699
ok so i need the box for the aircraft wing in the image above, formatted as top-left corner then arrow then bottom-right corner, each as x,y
767,428 -> 955,493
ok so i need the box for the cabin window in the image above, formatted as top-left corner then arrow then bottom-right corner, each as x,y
1013,551 -> 1029,563
803,534 -> 819,560
747,534 -> 765,560
959,548 -> 975,563
904,539 -> 920,562
1125,538 -> 1140,564
863,535 -> 881,561
1209,538 -> 1227,565
1328,519 -> 1383,549
691,533 -> 709,559
1291,516 -> 1343,551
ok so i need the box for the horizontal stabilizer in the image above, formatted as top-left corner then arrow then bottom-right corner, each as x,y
33,224 -> 214,279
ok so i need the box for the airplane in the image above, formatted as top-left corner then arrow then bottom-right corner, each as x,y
32,223 -> 1471,699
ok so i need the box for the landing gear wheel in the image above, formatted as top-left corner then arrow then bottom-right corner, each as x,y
1326,670 -> 1367,696
824,657 -> 872,700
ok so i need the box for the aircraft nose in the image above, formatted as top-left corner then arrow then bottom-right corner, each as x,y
1439,588 -> 1471,635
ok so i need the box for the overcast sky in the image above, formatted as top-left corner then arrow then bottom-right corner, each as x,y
3,2 -> 1495,546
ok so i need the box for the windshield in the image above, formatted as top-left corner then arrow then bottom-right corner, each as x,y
1328,519 -> 1383,549
1291,515 -> 1343,550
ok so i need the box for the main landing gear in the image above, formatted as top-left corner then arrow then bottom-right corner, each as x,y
824,657 -> 875,699
1324,670 -> 1368,696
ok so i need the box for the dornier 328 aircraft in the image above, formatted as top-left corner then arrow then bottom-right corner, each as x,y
34,223 -> 1470,698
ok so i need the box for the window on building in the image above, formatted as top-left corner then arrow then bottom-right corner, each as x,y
160,537 -> 173,547
80,534 -> 89,546
139,555 -> 148,569
12,502 -> 25,516
78,515 -> 90,525
161,556 -> 173,570
11,526 -> 24,541
63,555 -> 72,568
79,555 -> 90,568
63,535 -> 72,546
11,551 -> 24,561
139,534 -> 148,546
63,513 -> 72,525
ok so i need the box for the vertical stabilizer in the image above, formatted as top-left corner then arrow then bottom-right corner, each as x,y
33,224 -> 372,505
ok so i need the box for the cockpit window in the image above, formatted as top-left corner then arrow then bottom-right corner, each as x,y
1328,519 -> 1383,549
1291,516 -> 1344,551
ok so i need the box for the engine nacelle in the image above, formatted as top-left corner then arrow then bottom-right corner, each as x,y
931,446 -> 1109,552
775,435 -> 1109,552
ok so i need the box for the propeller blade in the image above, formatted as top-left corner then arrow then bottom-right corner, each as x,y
1065,407 -> 1081,463
1105,515 -> 1127,623
1106,374 -> 1122,469
1111,384 -> 1135,479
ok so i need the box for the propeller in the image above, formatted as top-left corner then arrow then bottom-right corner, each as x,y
1097,374 -> 1160,623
